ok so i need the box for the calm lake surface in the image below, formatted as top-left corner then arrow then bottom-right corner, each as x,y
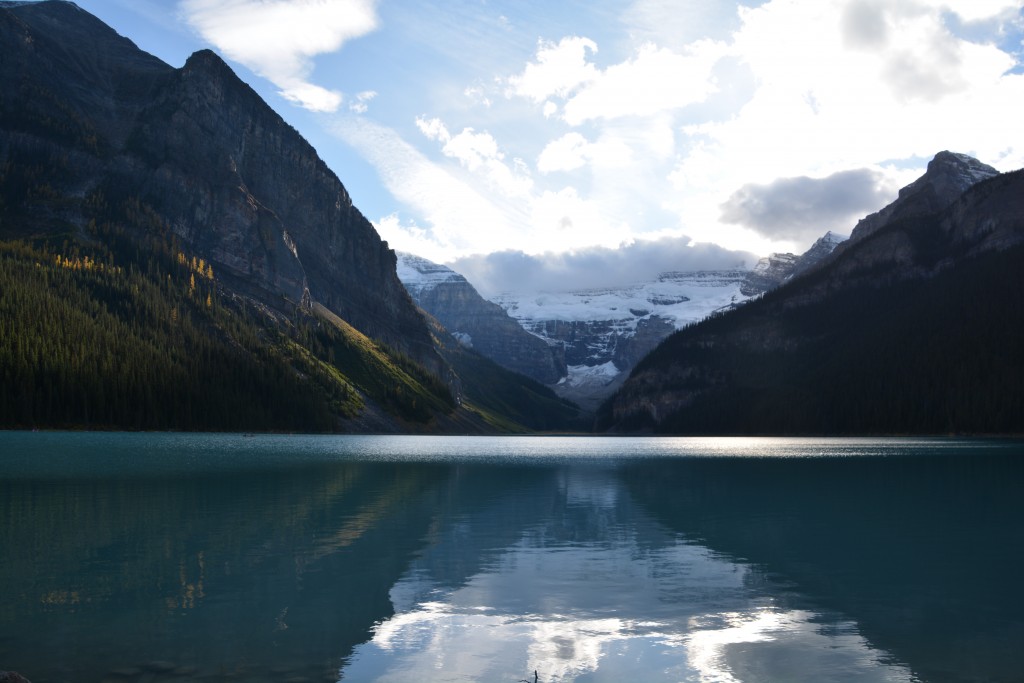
2,433 -> 1022,683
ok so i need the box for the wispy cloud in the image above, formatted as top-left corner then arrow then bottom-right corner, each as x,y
415,117 -> 533,198
329,116 -> 529,262
349,90 -> 377,114
179,0 -> 379,112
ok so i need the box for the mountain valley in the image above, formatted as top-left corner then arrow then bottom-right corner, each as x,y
399,233 -> 849,410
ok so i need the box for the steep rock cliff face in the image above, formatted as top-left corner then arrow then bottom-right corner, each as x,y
0,1 -> 438,372
397,253 -> 565,384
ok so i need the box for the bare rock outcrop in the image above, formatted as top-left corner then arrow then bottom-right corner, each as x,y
397,253 -> 566,384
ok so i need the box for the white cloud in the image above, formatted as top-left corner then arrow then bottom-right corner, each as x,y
661,0 -> 1024,249
508,35 -> 725,125
536,128 -> 647,174
415,116 -> 451,143
537,133 -> 591,173
527,187 -> 631,253
416,118 -> 534,198
562,41 -> 724,124
336,118 -> 633,263
506,36 -> 599,102
330,116 -> 526,258
349,90 -> 377,114
372,213 -> 447,263
180,0 -> 379,112
464,85 -> 492,108
443,128 -> 503,171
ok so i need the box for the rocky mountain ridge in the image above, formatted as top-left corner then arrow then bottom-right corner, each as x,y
792,151 -> 1013,304
600,152 -> 1024,434
740,231 -> 848,296
837,151 -> 998,253
396,253 -> 566,384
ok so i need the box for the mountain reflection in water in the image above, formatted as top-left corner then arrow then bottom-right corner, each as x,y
1,434 -> 1021,682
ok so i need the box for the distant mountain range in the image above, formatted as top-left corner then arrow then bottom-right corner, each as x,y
397,253 -> 566,384
0,0 -> 580,433
598,152 -> 1024,434
399,232 -> 847,410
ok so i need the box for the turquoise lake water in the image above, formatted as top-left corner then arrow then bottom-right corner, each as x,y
1,433 -> 1022,682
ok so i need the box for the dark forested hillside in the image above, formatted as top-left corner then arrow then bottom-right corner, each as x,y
600,167 -> 1024,435
0,232 -> 459,432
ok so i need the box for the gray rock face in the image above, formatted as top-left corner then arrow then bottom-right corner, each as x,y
741,252 -> 798,296
522,315 -> 674,371
838,151 -> 998,251
0,1 -> 440,372
741,231 -> 847,296
738,152 -> 998,301
791,231 -> 848,278
397,253 -> 566,384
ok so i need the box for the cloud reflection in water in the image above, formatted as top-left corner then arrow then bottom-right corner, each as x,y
341,466 -> 915,683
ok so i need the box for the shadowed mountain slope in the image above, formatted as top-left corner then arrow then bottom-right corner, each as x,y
600,155 -> 1024,435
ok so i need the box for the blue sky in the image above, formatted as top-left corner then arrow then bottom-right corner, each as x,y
75,0 -> 1024,293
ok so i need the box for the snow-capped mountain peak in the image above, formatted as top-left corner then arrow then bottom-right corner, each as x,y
395,252 -> 465,294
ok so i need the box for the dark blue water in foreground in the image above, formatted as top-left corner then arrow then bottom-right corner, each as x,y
1,433 -> 1022,682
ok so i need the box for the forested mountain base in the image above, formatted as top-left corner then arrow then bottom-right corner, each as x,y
0,234 -> 455,432
601,245 -> 1024,435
